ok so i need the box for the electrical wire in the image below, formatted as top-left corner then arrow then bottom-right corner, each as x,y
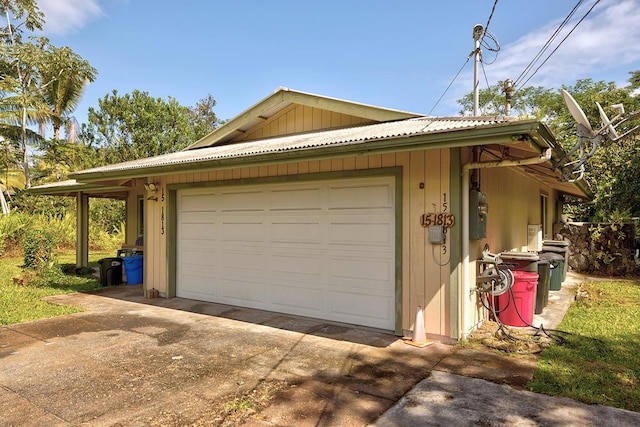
513,0 -> 586,88
428,0 -> 501,115
514,0 -> 601,91
482,0 -> 500,41
428,55 -> 472,115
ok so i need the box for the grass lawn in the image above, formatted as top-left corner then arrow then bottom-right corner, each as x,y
0,251 -> 112,325
528,280 -> 640,412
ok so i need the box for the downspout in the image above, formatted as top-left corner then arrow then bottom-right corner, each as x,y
459,148 -> 552,339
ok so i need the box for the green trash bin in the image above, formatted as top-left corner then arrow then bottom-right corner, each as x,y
536,259 -> 550,314
542,240 -> 569,281
540,252 -> 564,291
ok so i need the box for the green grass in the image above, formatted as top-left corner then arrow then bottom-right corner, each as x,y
529,280 -> 640,412
0,251 -> 112,325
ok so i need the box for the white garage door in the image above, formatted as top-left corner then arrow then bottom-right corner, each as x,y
176,176 -> 396,330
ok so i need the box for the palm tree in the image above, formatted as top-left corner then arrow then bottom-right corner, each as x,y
39,45 -> 96,141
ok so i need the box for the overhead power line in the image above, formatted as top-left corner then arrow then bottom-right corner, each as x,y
428,0 -> 501,115
514,0 -> 601,91
428,55 -> 472,115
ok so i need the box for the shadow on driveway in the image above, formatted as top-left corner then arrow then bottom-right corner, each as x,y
0,285 -> 452,426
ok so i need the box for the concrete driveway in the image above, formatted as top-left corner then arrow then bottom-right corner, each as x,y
0,285 -> 450,426
3,279 -> 640,426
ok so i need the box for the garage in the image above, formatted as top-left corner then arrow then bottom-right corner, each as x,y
176,175 -> 397,330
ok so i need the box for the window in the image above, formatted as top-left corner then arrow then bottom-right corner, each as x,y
137,196 -> 144,240
540,194 -> 549,239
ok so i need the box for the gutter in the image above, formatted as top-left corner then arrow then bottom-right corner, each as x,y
459,148 -> 552,339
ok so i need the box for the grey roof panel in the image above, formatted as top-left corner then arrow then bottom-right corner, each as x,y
73,116 -> 513,177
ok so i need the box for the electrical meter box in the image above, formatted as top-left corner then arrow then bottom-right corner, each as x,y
470,189 -> 488,240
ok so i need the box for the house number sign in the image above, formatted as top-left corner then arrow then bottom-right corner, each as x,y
421,213 -> 455,228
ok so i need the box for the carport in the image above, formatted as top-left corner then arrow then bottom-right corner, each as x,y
28,179 -> 140,268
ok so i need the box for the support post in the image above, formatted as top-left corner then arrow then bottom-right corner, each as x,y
76,192 -> 89,268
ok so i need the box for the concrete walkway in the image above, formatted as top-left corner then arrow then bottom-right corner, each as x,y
1,272 -> 638,426
372,272 -> 640,427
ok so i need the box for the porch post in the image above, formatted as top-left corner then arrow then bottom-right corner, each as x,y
76,192 -> 89,268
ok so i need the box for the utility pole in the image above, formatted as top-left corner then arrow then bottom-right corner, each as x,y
503,79 -> 514,116
472,24 -> 483,116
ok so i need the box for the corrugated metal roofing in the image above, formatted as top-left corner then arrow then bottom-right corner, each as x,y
73,116 -> 514,177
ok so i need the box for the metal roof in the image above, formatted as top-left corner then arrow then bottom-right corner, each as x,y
185,87 -> 422,150
72,116 -> 515,178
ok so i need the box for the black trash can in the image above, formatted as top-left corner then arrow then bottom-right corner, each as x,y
540,252 -> 564,291
98,257 -> 123,286
536,259 -> 550,314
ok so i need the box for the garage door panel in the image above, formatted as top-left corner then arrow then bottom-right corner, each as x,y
219,278 -> 266,305
221,190 -> 264,211
271,252 -> 323,278
179,249 -> 217,272
328,184 -> 393,210
329,222 -> 392,246
180,222 -> 216,240
178,273 -> 218,300
270,187 -> 322,210
328,290 -> 394,329
221,222 -> 264,242
180,193 -> 217,212
221,250 -> 264,274
270,283 -> 324,313
177,176 -> 396,330
328,256 -> 393,287
271,221 -> 322,244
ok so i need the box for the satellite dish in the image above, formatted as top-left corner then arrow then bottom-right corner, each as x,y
596,102 -> 619,139
561,89 -> 594,136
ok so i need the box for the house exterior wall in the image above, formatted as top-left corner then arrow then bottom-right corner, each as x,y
237,104 -> 374,142
466,164 -> 561,330
144,149 -> 453,338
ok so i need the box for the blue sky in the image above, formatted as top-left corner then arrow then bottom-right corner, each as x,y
35,0 -> 640,128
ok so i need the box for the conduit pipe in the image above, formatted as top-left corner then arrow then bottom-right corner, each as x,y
459,148 -> 552,339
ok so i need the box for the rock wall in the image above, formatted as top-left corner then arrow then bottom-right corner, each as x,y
552,222 -> 636,277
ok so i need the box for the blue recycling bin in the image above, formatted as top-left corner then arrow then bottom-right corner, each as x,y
123,255 -> 144,285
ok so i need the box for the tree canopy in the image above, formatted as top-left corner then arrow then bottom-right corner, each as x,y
457,74 -> 640,222
78,90 -> 222,166
0,1 -> 95,188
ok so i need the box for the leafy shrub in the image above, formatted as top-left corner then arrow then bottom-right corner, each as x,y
90,221 -> 125,252
23,228 -> 55,269
0,212 -> 32,252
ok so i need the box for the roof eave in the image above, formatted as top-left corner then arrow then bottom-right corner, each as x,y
71,121 -> 549,182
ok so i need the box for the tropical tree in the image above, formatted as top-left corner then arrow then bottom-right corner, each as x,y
457,75 -> 640,222
79,90 -> 222,164
38,43 -> 97,141
1,2 -> 96,188
0,37 -> 50,188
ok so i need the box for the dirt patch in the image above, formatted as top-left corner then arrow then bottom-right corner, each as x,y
463,321 -> 551,355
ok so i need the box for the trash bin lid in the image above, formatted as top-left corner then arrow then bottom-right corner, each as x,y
543,240 -> 569,247
542,245 -> 568,253
499,251 -> 540,261
539,252 -> 564,260
537,259 -> 550,265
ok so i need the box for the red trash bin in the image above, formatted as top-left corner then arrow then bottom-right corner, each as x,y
494,271 -> 538,327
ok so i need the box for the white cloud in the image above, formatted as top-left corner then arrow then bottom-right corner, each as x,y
490,0 -> 640,88
37,0 -> 103,35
